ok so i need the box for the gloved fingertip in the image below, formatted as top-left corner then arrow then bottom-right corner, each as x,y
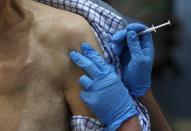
81,43 -> 93,51
69,51 -> 79,61
112,30 -> 127,43
127,30 -> 137,37
126,23 -> 148,32
126,31 -> 139,43
80,90 -> 88,102
112,43 -> 124,56
112,45 -> 120,56
126,23 -> 138,31
81,43 -> 89,46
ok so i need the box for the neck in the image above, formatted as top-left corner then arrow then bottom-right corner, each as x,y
0,0 -> 26,31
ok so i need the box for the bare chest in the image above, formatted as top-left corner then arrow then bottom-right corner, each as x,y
0,31 -> 71,131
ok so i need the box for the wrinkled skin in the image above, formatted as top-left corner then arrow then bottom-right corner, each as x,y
0,0 -> 100,130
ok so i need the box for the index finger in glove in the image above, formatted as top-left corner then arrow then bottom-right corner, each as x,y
111,30 -> 127,56
81,43 -> 109,71
112,41 -> 125,56
112,29 -> 127,44
70,51 -> 102,79
126,23 -> 148,33
126,23 -> 154,49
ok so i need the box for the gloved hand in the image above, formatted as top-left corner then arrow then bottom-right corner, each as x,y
70,43 -> 138,130
111,23 -> 155,98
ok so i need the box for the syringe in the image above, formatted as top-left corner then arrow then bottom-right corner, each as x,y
137,20 -> 171,35
104,20 -> 171,47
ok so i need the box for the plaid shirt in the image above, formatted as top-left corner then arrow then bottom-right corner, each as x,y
36,0 -> 150,130
71,116 -> 105,131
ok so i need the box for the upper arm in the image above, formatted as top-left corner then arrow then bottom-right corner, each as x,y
60,16 -> 101,117
63,15 -> 101,90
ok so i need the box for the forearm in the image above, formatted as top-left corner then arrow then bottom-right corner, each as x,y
139,89 -> 172,131
118,116 -> 142,131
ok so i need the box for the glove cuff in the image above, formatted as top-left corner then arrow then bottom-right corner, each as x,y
103,95 -> 138,130
131,86 -> 151,98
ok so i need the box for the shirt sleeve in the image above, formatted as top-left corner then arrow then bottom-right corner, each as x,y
71,116 -> 105,131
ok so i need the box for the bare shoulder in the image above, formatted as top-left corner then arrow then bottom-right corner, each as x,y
25,0 -> 100,52
25,0 -> 101,87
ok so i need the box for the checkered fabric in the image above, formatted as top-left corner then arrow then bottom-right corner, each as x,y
71,116 -> 105,131
35,0 -> 150,130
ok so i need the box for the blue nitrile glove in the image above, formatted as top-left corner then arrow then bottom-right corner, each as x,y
70,43 -> 138,130
112,23 -> 155,98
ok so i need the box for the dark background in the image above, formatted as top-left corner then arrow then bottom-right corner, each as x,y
103,0 -> 191,130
